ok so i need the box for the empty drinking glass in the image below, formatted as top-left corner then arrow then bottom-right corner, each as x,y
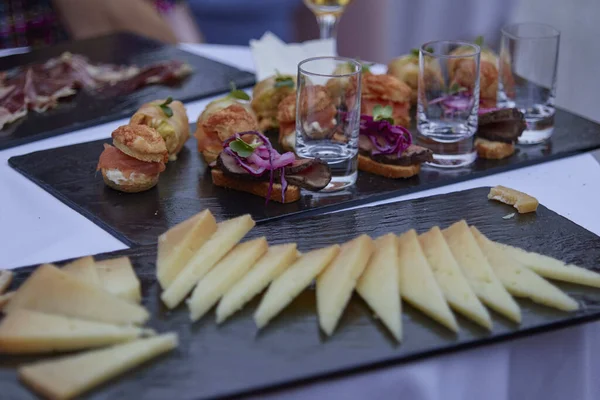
498,23 -> 560,144
295,56 -> 362,191
417,41 -> 481,168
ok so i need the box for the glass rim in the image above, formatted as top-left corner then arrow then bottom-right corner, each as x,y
420,40 -> 481,59
501,22 -> 560,40
298,56 -> 362,78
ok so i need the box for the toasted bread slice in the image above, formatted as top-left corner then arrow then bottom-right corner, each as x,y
358,155 -> 420,179
211,168 -> 300,203
475,138 -> 515,160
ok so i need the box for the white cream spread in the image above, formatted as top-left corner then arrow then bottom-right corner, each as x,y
105,169 -> 129,185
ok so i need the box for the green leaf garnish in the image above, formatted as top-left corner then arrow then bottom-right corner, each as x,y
448,83 -> 467,95
229,137 -> 259,158
159,96 -> 173,118
373,104 -> 395,124
410,48 -> 420,57
474,35 -> 484,47
274,74 -> 295,89
349,59 -> 372,74
228,82 -> 250,101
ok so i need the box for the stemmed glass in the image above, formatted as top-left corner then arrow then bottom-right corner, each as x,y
303,0 -> 353,52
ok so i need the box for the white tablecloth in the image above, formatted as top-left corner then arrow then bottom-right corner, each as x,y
1,44 -> 600,400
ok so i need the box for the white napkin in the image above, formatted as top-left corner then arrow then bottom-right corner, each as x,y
249,32 -> 336,81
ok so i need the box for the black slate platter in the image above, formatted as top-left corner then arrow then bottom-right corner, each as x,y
9,108 -> 600,246
0,33 -> 255,150
2,187 -> 600,400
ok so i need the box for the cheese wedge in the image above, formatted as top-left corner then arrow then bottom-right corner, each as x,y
443,221 -> 521,323
0,270 -> 13,294
355,234 -> 402,341
495,242 -> 600,288
397,230 -> 458,332
317,235 -> 374,336
254,245 -> 340,329
216,243 -> 298,324
161,214 -> 255,309
488,185 -> 539,213
0,291 -> 14,311
62,256 -> 100,287
19,333 -> 178,400
95,257 -> 142,303
188,237 -> 268,322
471,227 -> 579,311
0,310 -> 152,354
5,264 -> 149,325
419,227 -> 492,330
157,210 -> 217,289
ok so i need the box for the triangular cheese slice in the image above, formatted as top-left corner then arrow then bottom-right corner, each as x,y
317,235 -> 374,336
254,245 -> 340,329
397,230 -> 458,332
62,256 -> 100,287
161,214 -> 255,309
216,243 -> 298,324
0,270 -> 13,294
443,221 -> 521,323
419,227 -> 492,330
157,210 -> 217,289
188,237 -> 268,322
355,234 -> 402,341
495,242 -> 600,288
471,227 -> 579,312
5,264 -> 149,325
18,333 -> 178,400
95,257 -> 142,303
0,309 -> 152,354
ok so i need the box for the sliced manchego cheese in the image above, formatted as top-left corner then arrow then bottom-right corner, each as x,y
419,227 -> 492,330
0,309 -> 152,354
317,235 -> 374,336
495,242 -> 600,288
0,270 -> 13,294
488,185 -> 539,213
254,245 -> 340,329
355,233 -> 402,341
62,256 -> 100,287
397,230 -> 458,332
188,237 -> 268,322
0,291 -> 14,311
95,257 -> 142,303
216,243 -> 298,324
18,333 -> 178,400
157,210 -> 217,289
161,214 -> 255,309
4,264 -> 149,325
471,227 -> 579,312
443,221 -> 521,323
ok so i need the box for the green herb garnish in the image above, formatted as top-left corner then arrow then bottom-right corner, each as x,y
448,82 -> 467,95
412,47 -> 434,57
474,35 -> 484,47
274,74 -> 295,89
228,82 -> 250,101
159,97 -> 174,118
373,104 -> 394,124
349,59 -> 373,74
229,137 -> 259,158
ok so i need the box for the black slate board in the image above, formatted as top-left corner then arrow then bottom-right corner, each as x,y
2,187 -> 600,400
9,108 -> 600,246
0,33 -> 255,150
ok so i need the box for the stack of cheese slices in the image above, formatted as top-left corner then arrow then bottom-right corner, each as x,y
157,210 -> 600,342
0,257 -> 178,400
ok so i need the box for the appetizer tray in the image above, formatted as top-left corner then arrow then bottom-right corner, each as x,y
9,108 -> 600,246
0,33 -> 255,150
2,187 -> 600,400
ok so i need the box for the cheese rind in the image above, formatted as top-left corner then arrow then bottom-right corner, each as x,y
317,235 -> 374,336
488,185 -> 538,213
62,256 -> 100,287
356,234 -> 402,341
419,227 -> 492,330
471,227 -> 579,311
5,264 -> 149,325
254,245 -> 340,329
188,237 -> 268,322
443,221 -> 521,323
0,310 -> 150,354
157,210 -> 217,289
18,333 -> 178,400
397,230 -> 458,332
0,270 -> 13,294
161,214 -> 255,309
216,243 -> 298,324
95,257 -> 142,303
496,243 -> 600,288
